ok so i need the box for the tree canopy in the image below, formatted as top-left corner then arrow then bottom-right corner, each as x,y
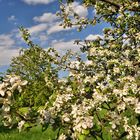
0,0 -> 140,139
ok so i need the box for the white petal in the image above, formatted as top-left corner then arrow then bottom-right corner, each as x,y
21,80 -> 28,86
0,90 -> 5,96
2,105 -> 10,112
82,123 -> 87,129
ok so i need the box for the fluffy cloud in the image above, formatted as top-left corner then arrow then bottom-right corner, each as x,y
32,12 -> 76,35
22,0 -> 55,5
0,34 -> 19,65
30,1 -> 88,35
33,12 -> 59,23
86,34 -> 103,40
28,23 -> 48,34
39,34 -> 48,41
74,5 -> 88,18
52,39 -> 80,53
47,22 -> 75,35
0,34 -> 15,48
46,2 -> 88,34
66,2 -> 88,18
0,49 -> 19,65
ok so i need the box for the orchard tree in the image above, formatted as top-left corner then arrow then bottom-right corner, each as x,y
0,27 -> 61,130
7,27 -> 60,107
40,0 -> 140,139
0,27 -> 72,131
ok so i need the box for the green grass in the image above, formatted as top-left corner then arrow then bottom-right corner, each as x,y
0,125 -> 58,140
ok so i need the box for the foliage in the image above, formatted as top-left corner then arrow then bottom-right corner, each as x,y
7,27 -> 59,107
0,73 -> 4,82
0,0 -> 140,140
49,0 -> 140,139
0,27 -> 73,132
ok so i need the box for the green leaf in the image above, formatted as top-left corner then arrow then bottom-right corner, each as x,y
82,129 -> 90,135
98,108 -> 108,119
42,123 -> 49,132
19,107 -> 29,114
102,127 -> 112,140
24,122 -> 30,128
78,134 -> 86,140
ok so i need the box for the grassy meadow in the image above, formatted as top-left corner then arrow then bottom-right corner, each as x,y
0,125 -> 58,140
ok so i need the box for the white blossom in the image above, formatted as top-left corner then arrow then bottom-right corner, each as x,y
135,102 -> 140,114
18,120 -> 25,132
58,133 -> 67,140
0,90 -> 5,96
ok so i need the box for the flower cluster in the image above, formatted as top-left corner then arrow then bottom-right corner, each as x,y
18,120 -> 25,132
73,116 -> 93,133
42,6 -> 140,137
38,109 -> 54,125
43,43 -> 140,138
0,75 -> 28,128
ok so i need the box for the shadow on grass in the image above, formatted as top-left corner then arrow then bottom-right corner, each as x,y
0,124 -> 17,133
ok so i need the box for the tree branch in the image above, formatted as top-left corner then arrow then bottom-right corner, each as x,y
99,0 -> 120,9
98,0 -> 140,12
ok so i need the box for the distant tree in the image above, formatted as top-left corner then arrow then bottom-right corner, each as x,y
8,27 -> 59,107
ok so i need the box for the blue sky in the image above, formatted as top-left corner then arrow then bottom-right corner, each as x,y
0,0 -> 109,73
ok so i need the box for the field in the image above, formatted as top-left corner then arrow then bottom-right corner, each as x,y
0,125 -> 57,140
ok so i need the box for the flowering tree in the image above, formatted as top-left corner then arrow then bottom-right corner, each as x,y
0,27 -> 73,133
7,27 -> 60,107
0,0 -> 140,140
44,0 -> 140,139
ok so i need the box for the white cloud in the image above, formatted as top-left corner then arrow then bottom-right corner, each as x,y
33,12 -> 75,35
28,20 -> 74,36
8,15 -> 16,21
52,39 -> 80,53
41,2 -> 87,35
0,34 -> 15,48
86,34 -> 103,40
66,2 -> 88,18
0,48 -> 19,65
54,2 -> 88,33
47,22 -> 76,35
39,34 -> 47,41
33,12 -> 59,23
22,0 -> 55,5
0,34 -> 19,65
31,9 -> 80,35
74,5 -> 88,18
28,23 -> 48,34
